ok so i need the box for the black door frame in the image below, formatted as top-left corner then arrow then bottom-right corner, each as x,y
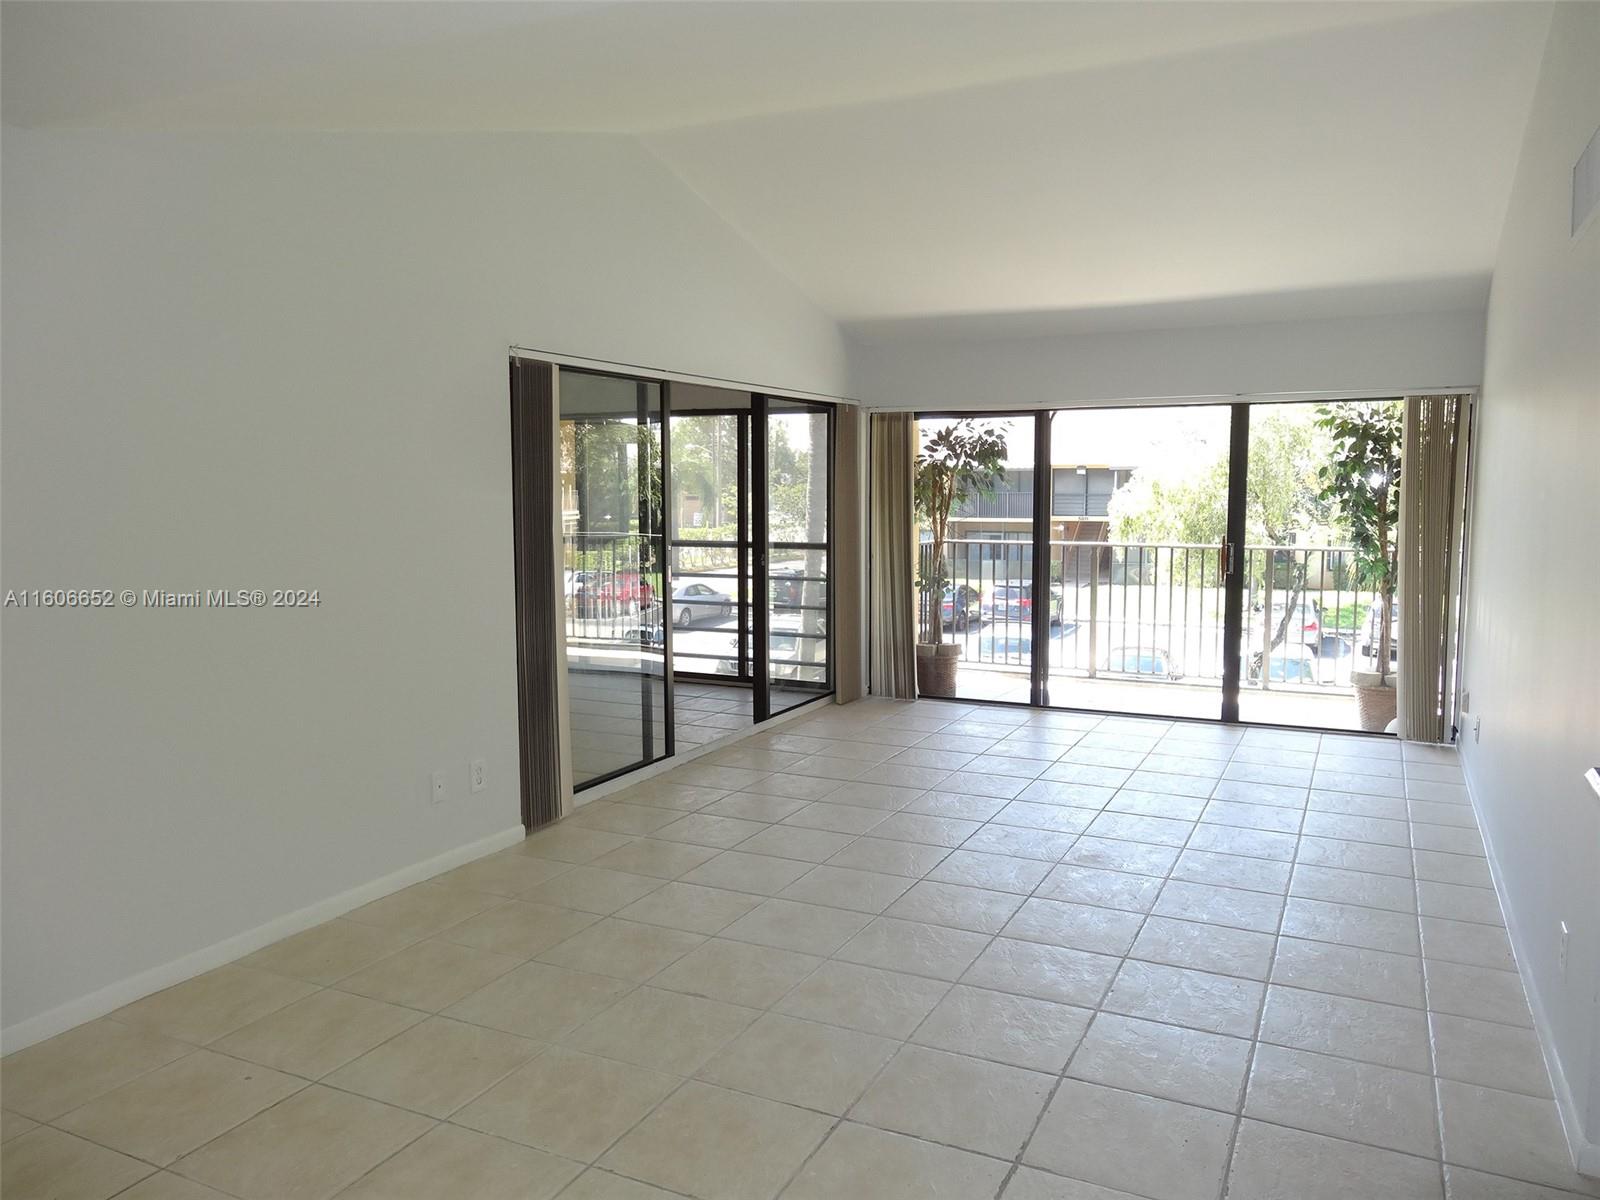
543,364 -> 675,796
1031,409 -> 1054,708
516,356 -> 844,820
752,394 -> 836,723
752,394 -> 772,720
665,406 -> 752,683
1220,403 -> 1250,724
915,403 -> 1254,724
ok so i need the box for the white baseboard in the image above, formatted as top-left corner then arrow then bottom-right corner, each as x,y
1459,757 -> 1600,1178
1,824 -> 526,1055
5,695 -> 839,1048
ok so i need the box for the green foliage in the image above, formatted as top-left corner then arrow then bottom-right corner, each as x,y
1314,401 -> 1401,592
666,415 -> 818,542
1106,409 -> 1332,547
1108,459 -> 1229,544
915,421 -> 1008,643
568,419 -> 663,541
1315,399 -> 1402,676
669,416 -> 733,532
1249,413 -> 1336,542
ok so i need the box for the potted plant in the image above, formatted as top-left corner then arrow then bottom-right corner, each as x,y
1316,401 -> 1402,731
913,420 -> 1007,697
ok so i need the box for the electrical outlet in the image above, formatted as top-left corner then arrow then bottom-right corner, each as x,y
431,770 -> 447,805
471,759 -> 486,794
1560,922 -> 1571,978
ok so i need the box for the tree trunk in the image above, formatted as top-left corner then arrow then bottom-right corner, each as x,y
926,537 -> 945,646
1376,512 -> 1393,685
925,476 -> 949,646
1269,556 -> 1307,653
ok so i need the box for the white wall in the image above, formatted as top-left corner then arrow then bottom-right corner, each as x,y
1460,1 -> 1600,1167
0,127 -> 846,1045
847,308 -> 1485,410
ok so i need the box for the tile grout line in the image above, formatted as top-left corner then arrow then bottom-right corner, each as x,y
1216,729 -> 1321,1200
1001,720 -> 1175,1200
22,700 -> 1536,1200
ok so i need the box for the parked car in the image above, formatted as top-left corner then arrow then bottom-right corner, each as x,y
671,581 -> 734,627
1249,647 -> 1320,683
1315,633 -> 1355,661
975,627 -> 1033,660
713,631 -> 812,681
563,570 -> 595,613
626,610 -> 666,647
983,584 -> 1062,626
772,568 -> 826,609
1359,601 -> 1401,661
573,571 -> 654,617
1250,597 -> 1322,650
940,585 -> 983,630
1103,646 -> 1183,679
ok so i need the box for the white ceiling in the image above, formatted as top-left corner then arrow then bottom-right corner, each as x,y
2,1 -> 1552,333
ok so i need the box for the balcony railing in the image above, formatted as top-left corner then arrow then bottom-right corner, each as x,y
564,531 -> 828,682
920,539 -> 1385,693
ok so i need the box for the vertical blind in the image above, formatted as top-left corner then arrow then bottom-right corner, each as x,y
1397,394 -> 1463,743
868,413 -> 918,699
510,358 -> 566,827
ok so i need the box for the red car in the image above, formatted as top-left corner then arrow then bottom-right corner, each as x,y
574,572 -> 654,616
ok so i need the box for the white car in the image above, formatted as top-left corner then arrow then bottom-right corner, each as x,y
671,581 -> 735,627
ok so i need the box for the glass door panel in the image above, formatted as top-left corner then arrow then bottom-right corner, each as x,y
915,415 -> 1037,704
1043,405 -> 1234,720
761,400 -> 831,716
559,370 -> 668,787
668,411 -> 748,680
1235,399 -> 1400,731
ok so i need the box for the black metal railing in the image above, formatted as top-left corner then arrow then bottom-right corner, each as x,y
567,531 -> 828,683
919,538 -> 1383,692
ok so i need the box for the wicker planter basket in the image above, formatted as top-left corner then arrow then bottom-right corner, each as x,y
916,642 -> 961,698
1352,671 -> 1398,733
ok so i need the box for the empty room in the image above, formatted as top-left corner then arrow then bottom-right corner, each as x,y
3,2 -> 1598,1198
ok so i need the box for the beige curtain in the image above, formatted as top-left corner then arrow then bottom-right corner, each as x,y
1396,394 -> 1463,742
869,413 -> 918,698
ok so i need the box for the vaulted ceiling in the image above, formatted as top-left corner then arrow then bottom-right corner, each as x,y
3,1 -> 1553,335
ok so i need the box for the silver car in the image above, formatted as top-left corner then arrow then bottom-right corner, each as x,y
1360,601 -> 1401,661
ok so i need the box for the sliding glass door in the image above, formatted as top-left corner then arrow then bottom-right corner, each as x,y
668,408 -> 749,681
559,370 -> 670,786
666,393 -> 836,722
522,359 -> 840,807
1043,405 -> 1236,720
756,398 -> 833,717
1235,399 -> 1402,731
913,415 -> 1038,704
909,398 -> 1416,731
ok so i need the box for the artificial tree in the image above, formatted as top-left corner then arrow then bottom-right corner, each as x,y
913,421 -> 1007,694
1316,400 -> 1403,727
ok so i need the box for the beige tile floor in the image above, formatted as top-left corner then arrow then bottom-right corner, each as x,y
5,698 -> 1593,1200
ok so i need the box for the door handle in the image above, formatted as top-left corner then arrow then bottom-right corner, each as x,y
1219,542 -> 1235,578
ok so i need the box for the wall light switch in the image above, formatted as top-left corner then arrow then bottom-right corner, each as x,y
431,771 -> 447,805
